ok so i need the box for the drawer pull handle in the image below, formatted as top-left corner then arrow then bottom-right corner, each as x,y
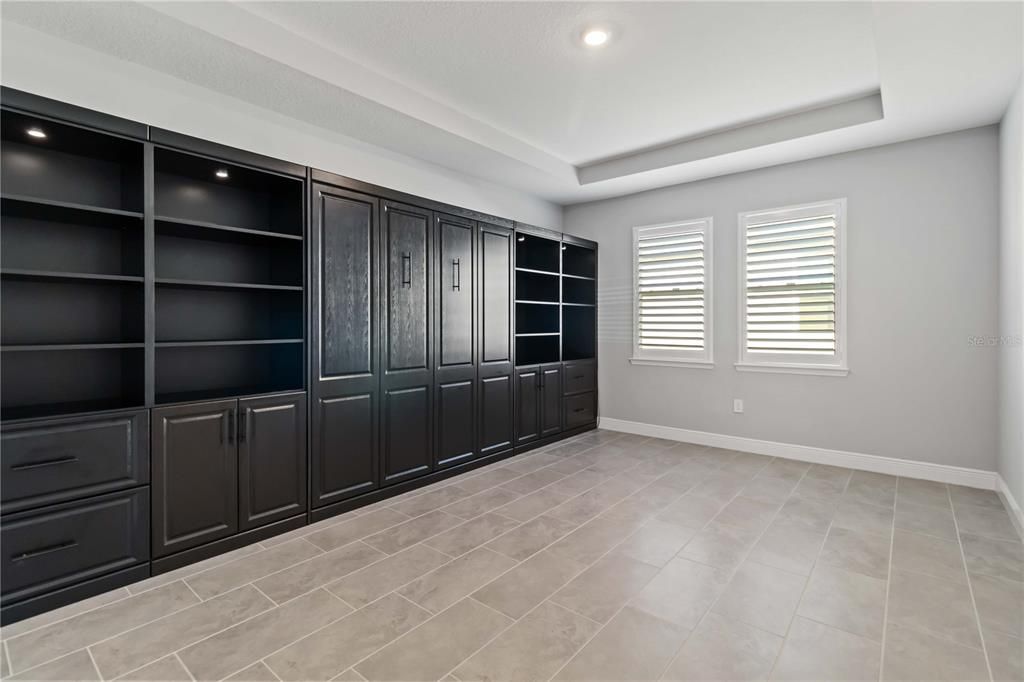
573,375 -> 585,380
13,540 -> 77,562
573,408 -> 586,413
11,455 -> 79,471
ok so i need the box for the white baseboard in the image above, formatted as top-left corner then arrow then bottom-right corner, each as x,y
598,417 -> 999,490
996,474 -> 1024,539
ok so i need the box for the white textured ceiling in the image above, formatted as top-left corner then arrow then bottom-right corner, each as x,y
1,1 -> 1021,206
241,1 -> 881,165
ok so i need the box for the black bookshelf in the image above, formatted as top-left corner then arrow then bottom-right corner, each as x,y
514,233 -> 562,365
0,110 -> 145,419
152,147 -> 305,404
561,242 -> 597,362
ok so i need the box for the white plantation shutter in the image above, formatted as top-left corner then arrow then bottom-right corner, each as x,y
738,199 -> 847,374
632,219 -> 713,366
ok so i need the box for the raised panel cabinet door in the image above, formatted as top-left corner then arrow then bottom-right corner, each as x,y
434,213 -> 476,468
381,201 -> 433,483
435,379 -> 475,468
540,364 -> 563,438
477,223 -> 513,457
152,400 -> 237,558
384,202 -> 430,373
515,366 -> 540,445
478,224 -> 512,366
383,386 -> 431,483
238,392 -> 306,531
479,372 -> 513,456
437,214 -> 474,368
310,185 -> 380,507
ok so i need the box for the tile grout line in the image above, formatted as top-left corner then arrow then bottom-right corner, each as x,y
949,487 -> 997,681
876,477 -> 898,682
249,583 -> 280,607
182,579 -> 205,604
174,652 -> 197,682
84,644 -> 103,680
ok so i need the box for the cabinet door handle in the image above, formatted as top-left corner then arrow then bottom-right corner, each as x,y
11,454 -> 78,471
13,539 -> 77,562
573,375 -> 585,380
227,410 -> 235,445
401,253 -> 411,288
452,258 -> 461,291
239,409 -> 247,444
573,408 -> 586,413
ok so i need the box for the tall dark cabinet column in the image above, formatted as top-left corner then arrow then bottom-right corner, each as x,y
380,201 -> 433,484
434,213 -> 476,468
477,223 -> 515,457
309,185 -> 380,508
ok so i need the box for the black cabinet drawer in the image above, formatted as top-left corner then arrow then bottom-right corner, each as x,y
563,362 -> 595,395
1,410 -> 149,513
564,392 -> 596,428
1,488 -> 149,604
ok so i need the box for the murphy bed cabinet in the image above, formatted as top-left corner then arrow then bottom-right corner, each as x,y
0,87 -> 596,623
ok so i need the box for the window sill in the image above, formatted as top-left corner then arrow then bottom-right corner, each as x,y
734,362 -> 849,377
630,357 -> 714,369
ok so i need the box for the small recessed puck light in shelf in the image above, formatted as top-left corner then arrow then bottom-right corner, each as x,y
26,127 -> 47,139
215,169 -> 230,179
582,28 -> 610,47
517,236 -> 526,242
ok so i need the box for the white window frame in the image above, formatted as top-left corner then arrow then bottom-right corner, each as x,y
736,198 -> 848,376
630,217 -> 714,369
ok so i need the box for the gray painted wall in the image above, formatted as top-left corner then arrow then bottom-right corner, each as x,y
564,127 -> 1000,471
999,80 -> 1023,503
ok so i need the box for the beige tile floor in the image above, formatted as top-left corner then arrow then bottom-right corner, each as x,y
2,430 -> 1022,681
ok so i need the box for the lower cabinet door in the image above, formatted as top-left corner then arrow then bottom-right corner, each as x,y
515,366 -> 540,445
478,371 -> 513,456
239,392 -> 307,531
540,364 -> 563,437
152,400 -> 238,558
435,379 -> 476,469
314,392 -> 377,507
1,488 -> 149,604
382,386 -> 432,484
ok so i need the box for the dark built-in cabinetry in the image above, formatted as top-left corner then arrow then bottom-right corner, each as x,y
0,88 -> 597,623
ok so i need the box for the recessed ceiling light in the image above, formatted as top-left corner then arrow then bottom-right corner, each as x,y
215,169 -> 229,179
26,127 -> 47,139
582,29 -> 609,47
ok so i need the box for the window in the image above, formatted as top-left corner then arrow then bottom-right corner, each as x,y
631,218 -> 713,368
737,198 -> 847,375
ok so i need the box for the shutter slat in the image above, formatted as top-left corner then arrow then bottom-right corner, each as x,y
743,206 -> 838,357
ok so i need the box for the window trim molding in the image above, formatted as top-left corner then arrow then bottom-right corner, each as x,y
736,198 -> 848,376
632,217 -> 714,368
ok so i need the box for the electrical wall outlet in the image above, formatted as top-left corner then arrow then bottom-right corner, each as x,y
733,399 -> 744,414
